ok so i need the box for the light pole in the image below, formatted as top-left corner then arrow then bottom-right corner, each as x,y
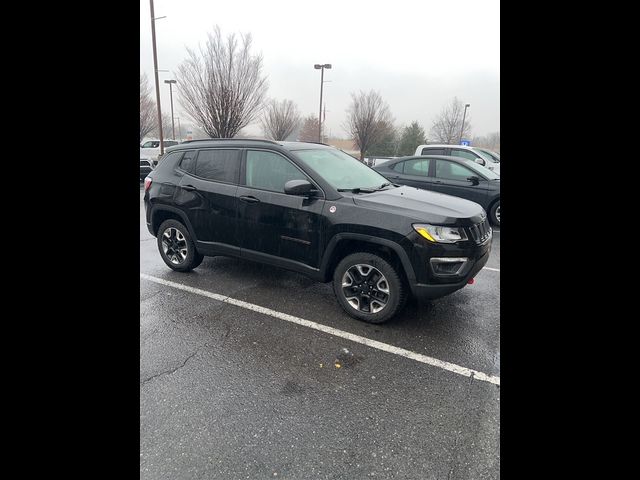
459,103 -> 470,145
314,63 -> 331,142
149,0 -> 164,155
164,79 -> 177,140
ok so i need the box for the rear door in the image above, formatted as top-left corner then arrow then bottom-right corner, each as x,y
391,158 -> 435,190
236,149 -> 325,268
430,159 -> 489,206
176,148 -> 241,251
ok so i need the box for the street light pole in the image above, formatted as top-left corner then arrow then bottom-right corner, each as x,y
164,79 -> 177,140
314,63 -> 332,142
149,0 -> 164,155
459,103 -> 470,145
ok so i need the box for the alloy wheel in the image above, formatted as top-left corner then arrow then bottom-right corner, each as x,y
341,264 -> 390,314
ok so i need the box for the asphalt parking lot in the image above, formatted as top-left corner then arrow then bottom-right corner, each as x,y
140,186 -> 500,479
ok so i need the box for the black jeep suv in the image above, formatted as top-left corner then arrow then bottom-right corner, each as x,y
144,139 -> 492,323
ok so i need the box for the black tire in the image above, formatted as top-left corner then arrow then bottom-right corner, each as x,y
156,219 -> 204,272
332,252 -> 407,324
489,200 -> 500,226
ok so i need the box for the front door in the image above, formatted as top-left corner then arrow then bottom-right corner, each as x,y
236,149 -> 325,268
430,159 -> 489,206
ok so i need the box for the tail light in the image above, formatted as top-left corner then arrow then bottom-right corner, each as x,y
144,177 -> 152,192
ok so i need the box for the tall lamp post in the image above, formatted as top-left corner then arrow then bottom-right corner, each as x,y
314,63 -> 332,142
164,79 -> 177,140
459,103 -> 470,145
149,0 -> 164,155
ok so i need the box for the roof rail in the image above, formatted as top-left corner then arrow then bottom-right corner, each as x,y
179,138 -> 281,145
294,140 -> 331,146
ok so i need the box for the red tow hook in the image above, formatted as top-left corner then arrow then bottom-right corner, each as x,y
467,277 -> 475,285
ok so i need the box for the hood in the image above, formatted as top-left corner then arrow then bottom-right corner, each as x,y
351,185 -> 486,225
487,163 -> 500,175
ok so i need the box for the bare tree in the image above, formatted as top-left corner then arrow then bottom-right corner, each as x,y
472,132 -> 500,151
430,97 -> 472,144
344,91 -> 394,161
298,115 -> 320,142
140,74 -> 156,142
176,26 -> 268,138
261,99 -> 301,140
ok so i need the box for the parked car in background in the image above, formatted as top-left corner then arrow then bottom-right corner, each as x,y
140,139 -> 180,167
140,156 -> 154,180
374,155 -> 500,226
363,156 -> 397,167
414,144 -> 500,175
475,147 -> 500,164
144,139 -> 492,323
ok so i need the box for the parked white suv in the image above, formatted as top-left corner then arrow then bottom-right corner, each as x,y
414,144 -> 500,175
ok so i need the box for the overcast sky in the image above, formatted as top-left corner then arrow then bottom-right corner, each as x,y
140,0 -> 499,138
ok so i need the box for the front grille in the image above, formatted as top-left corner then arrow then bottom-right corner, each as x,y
140,160 -> 152,167
469,217 -> 492,245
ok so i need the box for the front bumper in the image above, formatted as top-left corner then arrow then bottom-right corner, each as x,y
408,247 -> 490,299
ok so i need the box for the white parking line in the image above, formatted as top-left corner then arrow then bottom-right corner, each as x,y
482,267 -> 500,272
140,273 -> 500,386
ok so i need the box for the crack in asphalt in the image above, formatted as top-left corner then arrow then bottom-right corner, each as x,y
140,349 -> 199,387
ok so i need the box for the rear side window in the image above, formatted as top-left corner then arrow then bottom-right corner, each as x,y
245,150 -> 307,193
194,149 -> 240,183
179,150 -> 197,174
156,151 -> 183,170
449,149 -> 478,161
403,158 -> 430,176
391,162 -> 404,173
421,147 -> 445,155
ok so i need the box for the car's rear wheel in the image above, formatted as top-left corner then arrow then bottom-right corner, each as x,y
333,252 -> 407,323
489,201 -> 500,226
157,219 -> 203,272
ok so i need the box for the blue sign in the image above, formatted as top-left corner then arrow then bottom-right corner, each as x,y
460,139 -> 471,146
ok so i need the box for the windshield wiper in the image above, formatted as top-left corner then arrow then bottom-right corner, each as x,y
337,187 -> 377,193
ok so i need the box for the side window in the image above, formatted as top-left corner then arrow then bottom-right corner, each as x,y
178,150 -> 197,173
403,158 -> 430,177
156,151 -> 183,168
435,160 -> 477,181
421,148 -> 445,155
194,149 -> 240,183
245,150 -> 307,193
391,162 -> 404,173
449,149 -> 478,161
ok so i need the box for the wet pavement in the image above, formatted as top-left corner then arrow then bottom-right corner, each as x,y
140,186 -> 500,479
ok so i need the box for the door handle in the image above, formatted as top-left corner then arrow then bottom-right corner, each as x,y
239,195 -> 260,203
433,180 -> 443,184
389,175 -> 400,179
182,184 -> 197,191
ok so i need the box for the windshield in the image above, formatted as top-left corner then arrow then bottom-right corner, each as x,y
474,148 -> 499,163
462,158 -> 500,179
293,148 -> 390,191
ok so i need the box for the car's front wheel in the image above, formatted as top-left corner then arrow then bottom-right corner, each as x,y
157,219 -> 203,272
333,252 -> 407,323
489,201 -> 500,226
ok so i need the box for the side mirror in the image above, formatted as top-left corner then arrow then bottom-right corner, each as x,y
284,179 -> 315,196
468,176 -> 480,185
474,158 -> 485,166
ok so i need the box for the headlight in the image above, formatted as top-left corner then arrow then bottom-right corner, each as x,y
413,224 -> 468,243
